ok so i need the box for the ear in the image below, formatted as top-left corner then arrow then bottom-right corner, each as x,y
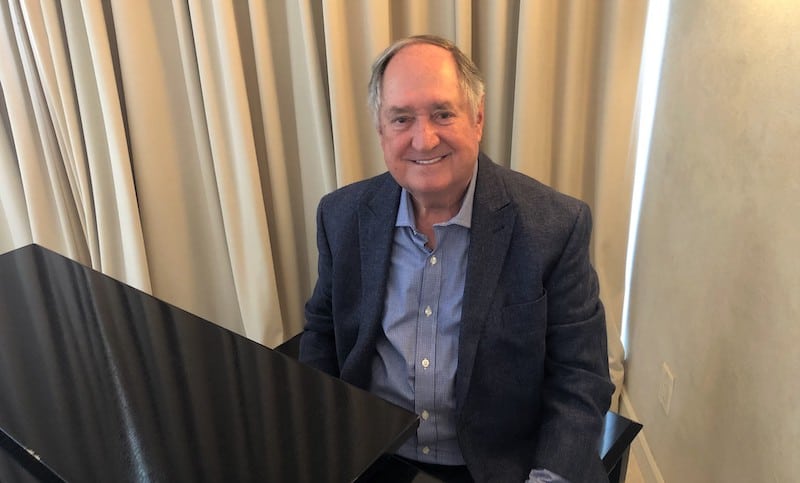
474,96 -> 485,140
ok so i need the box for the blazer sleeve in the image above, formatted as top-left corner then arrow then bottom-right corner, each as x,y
299,197 -> 340,377
533,202 -> 614,483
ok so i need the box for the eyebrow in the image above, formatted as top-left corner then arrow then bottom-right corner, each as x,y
384,102 -> 457,116
384,106 -> 412,117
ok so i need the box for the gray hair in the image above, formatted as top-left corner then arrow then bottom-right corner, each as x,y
367,35 -> 485,128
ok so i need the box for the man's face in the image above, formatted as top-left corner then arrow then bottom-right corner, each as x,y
378,43 -> 484,208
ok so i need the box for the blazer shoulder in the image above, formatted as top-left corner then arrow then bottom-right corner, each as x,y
483,158 -> 589,219
319,172 -> 396,213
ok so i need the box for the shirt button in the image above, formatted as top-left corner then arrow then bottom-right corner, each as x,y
421,358 -> 430,368
424,306 -> 432,317
421,410 -> 429,420
430,256 -> 437,265
422,446 -> 430,455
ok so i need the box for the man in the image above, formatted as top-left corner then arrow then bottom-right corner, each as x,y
300,35 -> 613,483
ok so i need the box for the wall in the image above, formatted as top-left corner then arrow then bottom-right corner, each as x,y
624,0 -> 800,481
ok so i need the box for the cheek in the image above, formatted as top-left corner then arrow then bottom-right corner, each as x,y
381,133 -> 408,157
380,137 -> 402,171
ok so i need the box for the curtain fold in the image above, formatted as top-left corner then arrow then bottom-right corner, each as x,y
247,0 -> 304,344
76,0 -> 150,287
189,0 -> 283,344
1,0 -> 646,398
3,0 -> 78,259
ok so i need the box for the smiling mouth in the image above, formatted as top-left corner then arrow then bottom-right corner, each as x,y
411,154 -> 448,165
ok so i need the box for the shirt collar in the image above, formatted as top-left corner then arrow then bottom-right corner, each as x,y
395,160 -> 478,230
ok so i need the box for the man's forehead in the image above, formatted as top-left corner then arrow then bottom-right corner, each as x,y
383,44 -> 456,80
391,42 -> 452,63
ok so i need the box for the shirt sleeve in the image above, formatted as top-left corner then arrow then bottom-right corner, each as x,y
525,467 -> 572,483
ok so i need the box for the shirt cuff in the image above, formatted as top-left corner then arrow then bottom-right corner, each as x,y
525,468 -> 572,483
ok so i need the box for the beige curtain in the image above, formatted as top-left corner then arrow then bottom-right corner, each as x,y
0,0 -> 647,405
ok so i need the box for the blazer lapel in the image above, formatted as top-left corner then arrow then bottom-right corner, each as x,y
456,156 -> 517,411
345,175 -> 400,383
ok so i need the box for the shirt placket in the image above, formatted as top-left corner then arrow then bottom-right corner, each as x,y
414,234 -> 443,459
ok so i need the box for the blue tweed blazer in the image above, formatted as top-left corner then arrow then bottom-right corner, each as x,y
300,153 -> 613,483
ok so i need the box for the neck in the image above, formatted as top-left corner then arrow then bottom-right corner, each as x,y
410,192 -> 463,225
409,189 -> 465,250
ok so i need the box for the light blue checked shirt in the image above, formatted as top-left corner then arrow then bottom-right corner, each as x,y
369,167 -> 475,465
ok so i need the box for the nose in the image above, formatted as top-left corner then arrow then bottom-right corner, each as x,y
411,119 -> 439,151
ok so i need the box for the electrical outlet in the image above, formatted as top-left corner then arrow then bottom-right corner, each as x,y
658,362 -> 675,415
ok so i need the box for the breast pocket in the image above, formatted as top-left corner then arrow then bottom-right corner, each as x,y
501,290 -> 547,333
481,292 -> 548,396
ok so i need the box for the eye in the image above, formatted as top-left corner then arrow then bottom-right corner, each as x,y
434,111 -> 456,123
390,116 -> 412,126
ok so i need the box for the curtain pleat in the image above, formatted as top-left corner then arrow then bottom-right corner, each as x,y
247,0 -> 310,341
0,1 -> 33,249
0,0 -> 647,383
510,0 -> 559,181
3,0 -> 80,260
0,90 -> 32,247
22,2 -> 86,243
472,0 -> 520,165
322,0 -> 385,185
183,0 -> 282,343
75,0 -> 149,287
284,0 -> 337,292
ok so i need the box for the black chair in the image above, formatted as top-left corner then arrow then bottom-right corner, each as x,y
275,333 -> 641,483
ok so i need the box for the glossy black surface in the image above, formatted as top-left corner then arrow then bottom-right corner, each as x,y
0,245 -> 418,482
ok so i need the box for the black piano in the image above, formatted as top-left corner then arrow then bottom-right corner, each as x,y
0,245 -> 418,482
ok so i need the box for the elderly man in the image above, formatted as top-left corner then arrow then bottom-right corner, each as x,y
300,35 -> 613,483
